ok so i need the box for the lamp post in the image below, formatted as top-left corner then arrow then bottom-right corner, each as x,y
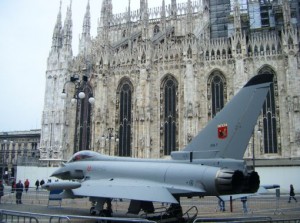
61,75 -> 95,154
252,130 -> 255,171
252,122 -> 262,172
102,128 -> 119,156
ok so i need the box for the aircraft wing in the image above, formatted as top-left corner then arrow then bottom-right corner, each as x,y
72,179 -> 204,204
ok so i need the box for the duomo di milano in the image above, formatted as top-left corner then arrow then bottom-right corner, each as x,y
40,0 -> 300,166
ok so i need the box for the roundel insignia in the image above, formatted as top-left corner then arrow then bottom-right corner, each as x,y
218,123 -> 228,139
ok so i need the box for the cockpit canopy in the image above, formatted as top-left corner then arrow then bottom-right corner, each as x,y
68,150 -> 102,163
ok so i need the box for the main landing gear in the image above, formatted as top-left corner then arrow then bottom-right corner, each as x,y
89,198 -> 112,217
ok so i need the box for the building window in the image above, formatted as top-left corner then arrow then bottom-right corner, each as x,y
208,71 -> 227,118
117,79 -> 133,156
161,75 -> 178,155
259,68 -> 279,154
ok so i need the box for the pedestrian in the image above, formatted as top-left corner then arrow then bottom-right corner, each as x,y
0,180 -> 4,204
288,184 -> 297,203
35,179 -> 39,190
241,196 -> 248,213
16,180 -> 24,204
40,179 -> 45,188
11,180 -> 16,193
24,179 -> 30,193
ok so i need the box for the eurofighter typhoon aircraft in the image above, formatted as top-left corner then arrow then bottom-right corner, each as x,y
43,73 -> 273,218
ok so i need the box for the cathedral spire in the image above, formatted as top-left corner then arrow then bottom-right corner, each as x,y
140,0 -> 145,14
82,0 -> 91,37
161,0 -> 166,31
62,0 -> 73,54
282,0 -> 291,29
127,0 -> 131,23
233,0 -> 241,32
126,0 -> 132,37
79,0 -> 91,54
171,0 -> 177,18
140,0 -> 149,40
51,0 -> 63,51
186,0 -> 193,34
98,0 -> 113,43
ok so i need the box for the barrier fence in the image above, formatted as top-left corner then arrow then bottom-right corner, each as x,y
0,187 -> 300,222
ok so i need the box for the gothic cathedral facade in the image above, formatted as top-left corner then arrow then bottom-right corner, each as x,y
40,0 -> 300,166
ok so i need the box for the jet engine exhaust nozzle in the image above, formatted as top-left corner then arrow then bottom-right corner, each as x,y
216,169 -> 244,195
243,171 -> 260,193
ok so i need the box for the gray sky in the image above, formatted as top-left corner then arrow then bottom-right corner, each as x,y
0,0 -> 185,132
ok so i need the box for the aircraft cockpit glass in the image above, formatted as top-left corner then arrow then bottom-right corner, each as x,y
68,151 -> 96,163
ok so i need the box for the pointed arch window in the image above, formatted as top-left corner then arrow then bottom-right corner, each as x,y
161,75 -> 178,155
259,68 -> 278,154
117,79 -> 133,157
208,71 -> 226,118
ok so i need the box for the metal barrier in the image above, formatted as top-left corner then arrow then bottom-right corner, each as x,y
193,216 -> 272,222
1,188 -> 300,222
0,209 -> 157,223
0,209 -> 40,223
193,217 -> 300,223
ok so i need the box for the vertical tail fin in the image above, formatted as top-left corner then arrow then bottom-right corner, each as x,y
180,74 -> 273,160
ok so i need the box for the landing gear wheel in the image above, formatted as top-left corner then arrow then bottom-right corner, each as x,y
99,209 -> 112,217
90,206 -> 97,215
98,210 -> 112,223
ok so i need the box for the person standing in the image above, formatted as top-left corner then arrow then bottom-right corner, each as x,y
11,180 -> 16,193
24,179 -> 30,193
288,184 -> 297,203
0,180 -> 4,204
40,179 -> 45,189
16,180 -> 24,204
35,180 -> 39,190
241,196 -> 248,213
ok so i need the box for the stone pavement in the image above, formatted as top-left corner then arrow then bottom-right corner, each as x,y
1,188 -> 300,222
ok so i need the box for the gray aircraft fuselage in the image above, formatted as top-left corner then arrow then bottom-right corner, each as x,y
45,73 -> 273,213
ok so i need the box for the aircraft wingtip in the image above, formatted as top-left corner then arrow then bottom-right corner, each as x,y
244,73 -> 273,87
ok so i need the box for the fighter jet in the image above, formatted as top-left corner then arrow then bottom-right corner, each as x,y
43,73 -> 273,218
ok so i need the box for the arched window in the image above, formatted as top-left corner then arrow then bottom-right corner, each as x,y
258,67 -> 279,154
161,75 -> 178,155
117,79 -> 133,157
208,71 -> 226,118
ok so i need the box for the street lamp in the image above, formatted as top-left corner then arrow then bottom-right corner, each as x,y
61,75 -> 95,104
61,75 -> 95,154
102,128 -> 119,156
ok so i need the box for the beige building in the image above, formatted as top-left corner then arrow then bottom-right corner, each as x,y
0,130 -> 40,180
39,0 -> 300,169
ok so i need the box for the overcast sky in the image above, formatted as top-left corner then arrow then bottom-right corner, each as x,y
0,0 -> 187,132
